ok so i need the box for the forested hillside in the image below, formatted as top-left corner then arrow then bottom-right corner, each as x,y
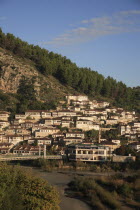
0,29 -> 139,113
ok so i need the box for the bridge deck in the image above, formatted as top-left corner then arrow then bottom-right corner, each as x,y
0,155 -> 63,161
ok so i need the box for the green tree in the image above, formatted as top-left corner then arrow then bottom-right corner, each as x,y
0,163 -> 60,210
85,129 -> 99,140
114,145 -> 136,156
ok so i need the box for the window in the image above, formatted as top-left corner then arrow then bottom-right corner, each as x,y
98,151 -> 104,155
78,150 -> 81,154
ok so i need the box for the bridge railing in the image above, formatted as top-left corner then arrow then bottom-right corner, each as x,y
0,154 -> 63,161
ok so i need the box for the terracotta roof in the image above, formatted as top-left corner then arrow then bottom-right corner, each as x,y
53,117 -> 62,120
128,142 -> 140,146
0,143 -> 13,146
0,111 -> 10,114
52,132 -> 64,135
39,127 -> 59,130
13,145 -> 44,151
6,134 -> 23,137
58,110 -> 76,112
100,141 -> 117,145
0,148 -> 10,151
26,110 -> 49,112
44,118 -> 53,120
64,137 -> 82,139
66,132 -> 84,134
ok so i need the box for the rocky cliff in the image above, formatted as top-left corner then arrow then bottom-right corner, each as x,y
0,47 -> 77,101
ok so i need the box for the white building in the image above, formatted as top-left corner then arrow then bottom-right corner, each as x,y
67,143 -> 111,162
76,120 -> 100,131
35,127 -> 60,137
66,95 -> 89,105
65,132 -> 85,139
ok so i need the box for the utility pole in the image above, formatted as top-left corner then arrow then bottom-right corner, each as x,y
39,146 -> 41,157
98,127 -> 101,144
44,144 -> 46,159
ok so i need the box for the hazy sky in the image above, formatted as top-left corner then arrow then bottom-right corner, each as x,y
0,0 -> 140,87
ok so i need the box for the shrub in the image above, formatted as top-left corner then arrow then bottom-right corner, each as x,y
68,176 -> 121,209
0,163 -> 60,209
93,182 -> 121,209
118,183 -> 132,197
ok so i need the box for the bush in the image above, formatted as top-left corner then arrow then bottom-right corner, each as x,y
118,183 -> 132,197
0,163 -> 60,209
90,164 -> 98,172
68,177 -> 121,209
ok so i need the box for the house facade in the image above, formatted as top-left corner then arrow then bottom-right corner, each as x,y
67,143 -> 111,162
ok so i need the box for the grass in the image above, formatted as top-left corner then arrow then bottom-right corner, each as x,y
68,172 -> 140,209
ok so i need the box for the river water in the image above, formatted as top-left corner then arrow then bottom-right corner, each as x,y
28,168 -> 92,210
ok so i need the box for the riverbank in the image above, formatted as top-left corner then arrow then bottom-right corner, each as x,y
28,167 -> 92,210
20,166 -> 139,210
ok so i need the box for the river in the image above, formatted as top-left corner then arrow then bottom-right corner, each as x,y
20,166 -> 136,210
27,167 -> 92,210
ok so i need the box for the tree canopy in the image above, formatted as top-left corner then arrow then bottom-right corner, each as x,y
0,163 -> 60,210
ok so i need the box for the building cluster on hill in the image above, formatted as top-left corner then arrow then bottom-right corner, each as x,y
0,95 -> 139,162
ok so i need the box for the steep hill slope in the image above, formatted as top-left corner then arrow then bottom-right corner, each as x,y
0,29 -> 139,114
0,47 -> 80,113
0,47 -> 78,97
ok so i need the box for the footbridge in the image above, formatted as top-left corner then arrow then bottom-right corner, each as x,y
0,155 -> 63,162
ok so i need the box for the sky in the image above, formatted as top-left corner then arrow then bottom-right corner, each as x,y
0,0 -> 140,87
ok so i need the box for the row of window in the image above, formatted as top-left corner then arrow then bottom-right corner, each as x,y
77,150 -> 105,154
70,150 -> 106,154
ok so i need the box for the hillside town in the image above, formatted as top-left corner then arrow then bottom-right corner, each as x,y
0,95 -> 140,162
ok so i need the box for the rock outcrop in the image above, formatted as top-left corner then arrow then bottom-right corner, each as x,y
0,47 -> 78,101
0,48 -> 40,93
